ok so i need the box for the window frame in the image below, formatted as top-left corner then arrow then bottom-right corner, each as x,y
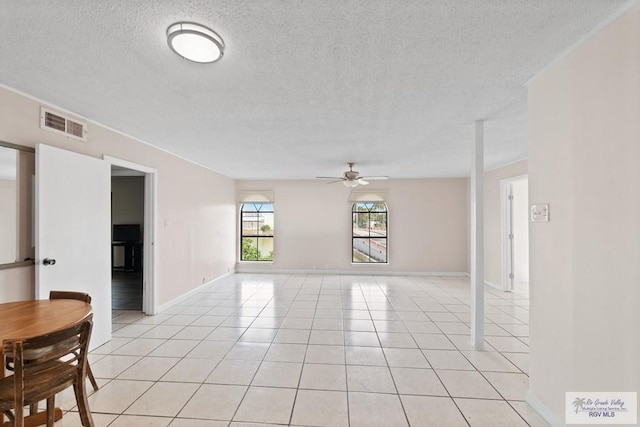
240,202 -> 274,262
351,201 -> 388,264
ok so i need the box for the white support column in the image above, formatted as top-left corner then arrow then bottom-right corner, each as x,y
470,120 -> 485,350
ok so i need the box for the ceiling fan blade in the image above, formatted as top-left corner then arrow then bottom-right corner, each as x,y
360,176 -> 389,180
319,164 -> 387,186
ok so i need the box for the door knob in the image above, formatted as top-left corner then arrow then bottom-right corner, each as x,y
43,258 -> 56,266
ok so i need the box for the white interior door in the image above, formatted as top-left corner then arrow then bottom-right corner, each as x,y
36,144 -> 111,349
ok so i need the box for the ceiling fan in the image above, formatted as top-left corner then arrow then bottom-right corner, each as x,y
317,163 -> 389,187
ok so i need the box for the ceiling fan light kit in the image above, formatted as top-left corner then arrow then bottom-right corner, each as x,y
317,163 -> 388,188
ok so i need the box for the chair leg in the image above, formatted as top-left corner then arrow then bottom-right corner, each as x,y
74,376 -> 95,427
29,401 -> 38,415
86,363 -> 99,391
14,403 -> 23,427
46,396 -> 55,427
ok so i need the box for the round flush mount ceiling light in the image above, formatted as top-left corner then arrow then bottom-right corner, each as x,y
166,22 -> 225,63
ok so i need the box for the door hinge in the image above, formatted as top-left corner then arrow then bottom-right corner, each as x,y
509,233 -> 514,240
509,273 -> 514,279
508,194 -> 514,201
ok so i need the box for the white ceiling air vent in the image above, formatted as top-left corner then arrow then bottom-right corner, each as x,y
39,107 -> 87,142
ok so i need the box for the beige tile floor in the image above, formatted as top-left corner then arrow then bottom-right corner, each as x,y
52,274 -> 550,426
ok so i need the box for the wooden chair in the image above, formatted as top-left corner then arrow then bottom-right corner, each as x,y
4,292 -> 99,393
0,315 -> 95,427
48,291 -> 100,391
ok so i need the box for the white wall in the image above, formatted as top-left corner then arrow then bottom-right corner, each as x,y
483,160 -> 528,286
0,149 -> 35,302
111,176 -> 144,227
236,178 -> 469,274
528,3 -> 640,422
0,85 -> 237,305
0,266 -> 34,302
0,178 -> 17,264
17,151 -> 35,263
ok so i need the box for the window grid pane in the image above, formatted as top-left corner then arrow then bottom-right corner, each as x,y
352,202 -> 388,264
241,203 -> 274,261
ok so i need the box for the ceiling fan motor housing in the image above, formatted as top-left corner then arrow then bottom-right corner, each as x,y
344,170 -> 359,180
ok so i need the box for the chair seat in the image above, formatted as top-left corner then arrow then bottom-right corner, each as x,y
0,361 -> 76,411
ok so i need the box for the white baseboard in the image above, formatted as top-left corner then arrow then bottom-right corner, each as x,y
156,271 -> 235,313
525,389 -> 564,427
484,280 -> 504,291
157,269 -> 466,313
463,273 -> 507,291
234,267 -> 468,277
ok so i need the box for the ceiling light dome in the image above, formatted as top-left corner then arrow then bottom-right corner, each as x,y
167,22 -> 224,63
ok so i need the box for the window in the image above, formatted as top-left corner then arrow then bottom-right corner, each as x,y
240,203 -> 274,261
352,202 -> 387,263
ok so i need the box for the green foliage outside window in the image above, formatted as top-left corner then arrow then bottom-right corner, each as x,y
241,238 -> 273,261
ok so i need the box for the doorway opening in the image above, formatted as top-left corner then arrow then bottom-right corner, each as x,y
501,175 -> 529,293
111,169 -> 144,310
106,156 -> 157,315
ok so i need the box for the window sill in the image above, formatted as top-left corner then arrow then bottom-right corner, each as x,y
238,260 -> 274,264
351,262 -> 389,266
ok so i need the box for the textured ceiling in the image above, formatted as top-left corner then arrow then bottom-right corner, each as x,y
0,1 -> 633,179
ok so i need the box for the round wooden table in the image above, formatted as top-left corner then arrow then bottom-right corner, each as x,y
0,300 -> 92,341
0,299 -> 93,426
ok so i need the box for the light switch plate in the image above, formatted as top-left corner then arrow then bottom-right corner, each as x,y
531,204 -> 550,222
